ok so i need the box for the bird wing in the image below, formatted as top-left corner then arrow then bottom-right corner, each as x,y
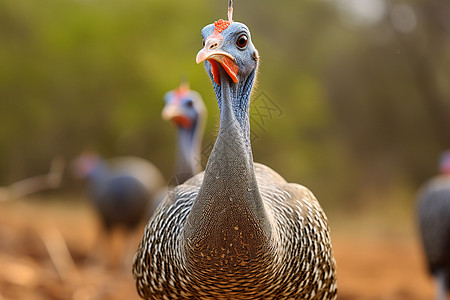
253,162 -> 287,185
182,170 -> 205,187
108,156 -> 165,192
254,162 -> 321,209
255,162 -> 338,298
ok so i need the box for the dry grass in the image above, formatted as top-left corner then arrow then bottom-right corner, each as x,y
0,196 -> 436,300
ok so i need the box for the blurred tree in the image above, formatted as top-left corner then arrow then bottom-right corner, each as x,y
0,0 -> 449,209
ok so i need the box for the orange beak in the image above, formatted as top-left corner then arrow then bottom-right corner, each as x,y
196,39 -> 239,85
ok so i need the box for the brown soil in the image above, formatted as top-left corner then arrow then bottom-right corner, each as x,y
0,197 -> 436,300
334,236 -> 434,300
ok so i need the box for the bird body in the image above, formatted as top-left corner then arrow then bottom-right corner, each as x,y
134,4 -> 337,299
135,163 -> 336,299
80,156 -> 165,230
74,153 -> 165,268
418,152 -> 450,299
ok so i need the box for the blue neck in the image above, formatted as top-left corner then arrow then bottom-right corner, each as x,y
175,123 -> 200,182
212,68 -> 256,154
184,67 -> 273,258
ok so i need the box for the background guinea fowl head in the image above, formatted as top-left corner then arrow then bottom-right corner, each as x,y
439,151 -> 450,175
162,82 -> 205,130
71,151 -> 101,179
196,19 -> 259,86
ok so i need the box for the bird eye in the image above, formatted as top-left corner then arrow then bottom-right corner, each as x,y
236,34 -> 248,49
185,100 -> 194,108
202,39 -> 205,47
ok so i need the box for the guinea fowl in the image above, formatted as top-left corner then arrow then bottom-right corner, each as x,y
73,152 -> 165,266
133,2 -> 337,299
162,80 -> 206,185
418,151 -> 450,300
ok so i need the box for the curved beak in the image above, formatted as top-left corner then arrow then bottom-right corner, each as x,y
162,104 -> 192,129
196,38 -> 239,85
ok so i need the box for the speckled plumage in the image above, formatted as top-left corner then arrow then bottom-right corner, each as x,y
133,7 -> 337,299
134,163 -> 336,299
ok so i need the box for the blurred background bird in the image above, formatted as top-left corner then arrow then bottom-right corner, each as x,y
417,151 -> 450,300
72,151 -> 164,268
162,79 -> 206,185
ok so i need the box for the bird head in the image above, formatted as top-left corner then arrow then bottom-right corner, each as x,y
71,151 -> 101,179
196,16 -> 259,86
162,81 -> 205,130
439,151 -> 450,175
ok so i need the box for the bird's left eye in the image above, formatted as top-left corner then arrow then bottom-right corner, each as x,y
236,34 -> 248,49
185,100 -> 194,108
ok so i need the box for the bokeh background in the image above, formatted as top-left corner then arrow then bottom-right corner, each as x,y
0,0 -> 449,299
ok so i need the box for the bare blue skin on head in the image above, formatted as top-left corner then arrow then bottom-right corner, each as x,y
202,22 -> 257,129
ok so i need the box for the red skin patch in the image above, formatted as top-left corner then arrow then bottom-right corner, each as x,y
222,56 -> 239,83
175,86 -> 189,98
206,19 -> 230,43
175,86 -> 189,97
207,57 -> 239,85
213,19 -> 231,34
209,60 -> 221,85
172,87 -> 189,105
172,115 -> 192,129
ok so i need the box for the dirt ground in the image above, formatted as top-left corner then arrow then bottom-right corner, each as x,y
0,196 -> 436,300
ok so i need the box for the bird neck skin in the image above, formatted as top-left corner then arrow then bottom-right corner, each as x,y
183,67 -> 274,270
174,123 -> 202,184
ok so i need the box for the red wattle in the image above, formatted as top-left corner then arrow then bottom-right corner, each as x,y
172,115 -> 192,129
209,60 -> 221,85
221,56 -> 239,83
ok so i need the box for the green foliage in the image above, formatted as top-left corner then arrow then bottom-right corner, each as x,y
0,0 -> 449,208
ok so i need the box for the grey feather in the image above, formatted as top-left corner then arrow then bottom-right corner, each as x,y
417,175 -> 450,296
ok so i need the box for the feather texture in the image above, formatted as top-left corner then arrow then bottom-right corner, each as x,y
133,11 -> 337,299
